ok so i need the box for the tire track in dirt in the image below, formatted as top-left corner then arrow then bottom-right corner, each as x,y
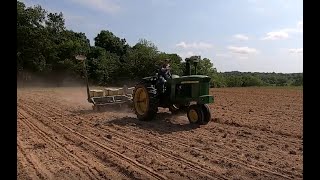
104,117 -> 301,180
210,111 -> 301,137
107,122 -> 297,180
212,114 -> 301,138
18,102 -> 167,180
21,92 -> 288,179
17,91 -> 302,179
20,92 -> 236,179
211,88 -> 302,119
17,140 -> 43,180
156,133 -> 295,179
24,108 -> 197,179
101,124 -> 293,180
20,95 -> 227,180
93,112 -> 300,180
184,121 -> 302,159
22,90 -> 302,139
17,137 -> 55,179
89,118 -> 295,180
18,110 -> 115,180
20,95 -> 238,179
152,125 -> 300,179
22,93 -> 295,180
17,151 -> 32,180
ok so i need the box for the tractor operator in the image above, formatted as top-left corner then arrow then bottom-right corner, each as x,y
158,59 -> 172,93
160,59 -> 171,81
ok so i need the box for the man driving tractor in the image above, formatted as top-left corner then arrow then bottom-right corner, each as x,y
158,58 -> 171,92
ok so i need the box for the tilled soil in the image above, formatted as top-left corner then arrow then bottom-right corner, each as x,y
17,87 -> 303,180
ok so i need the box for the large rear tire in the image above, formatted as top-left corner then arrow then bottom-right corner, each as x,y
133,84 -> 158,121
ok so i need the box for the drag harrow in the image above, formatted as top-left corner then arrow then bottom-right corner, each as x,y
89,86 -> 134,112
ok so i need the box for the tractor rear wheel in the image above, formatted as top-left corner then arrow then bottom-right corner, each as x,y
187,104 -> 204,124
199,104 -> 211,125
133,84 -> 158,121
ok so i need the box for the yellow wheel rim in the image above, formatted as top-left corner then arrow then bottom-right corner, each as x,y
133,87 -> 149,116
188,109 -> 198,123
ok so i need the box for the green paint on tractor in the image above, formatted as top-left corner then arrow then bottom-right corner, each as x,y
168,75 -> 214,105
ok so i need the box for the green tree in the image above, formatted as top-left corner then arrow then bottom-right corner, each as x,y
197,58 -> 217,77
126,39 -> 160,78
94,30 -> 129,60
17,1 -> 48,72
241,75 -> 263,87
225,75 -> 243,87
86,46 -> 120,85
292,75 -> 303,86
45,12 -> 65,33
211,73 -> 226,87
275,77 -> 287,86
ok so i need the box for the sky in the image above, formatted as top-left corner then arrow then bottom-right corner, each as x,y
21,0 -> 303,73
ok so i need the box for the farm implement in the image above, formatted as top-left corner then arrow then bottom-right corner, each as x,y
76,55 -> 214,125
75,55 -> 134,111
87,86 -> 134,111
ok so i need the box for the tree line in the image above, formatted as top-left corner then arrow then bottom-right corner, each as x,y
17,1 -> 302,87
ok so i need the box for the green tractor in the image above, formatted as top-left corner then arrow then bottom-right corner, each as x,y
133,56 -> 214,125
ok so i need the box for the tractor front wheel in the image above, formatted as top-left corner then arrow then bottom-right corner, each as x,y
199,104 -> 211,125
187,104 -> 211,125
187,104 -> 204,124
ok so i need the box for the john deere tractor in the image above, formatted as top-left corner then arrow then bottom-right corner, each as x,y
132,56 -> 214,125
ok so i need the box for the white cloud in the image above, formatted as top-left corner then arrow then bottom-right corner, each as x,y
176,41 -> 213,49
262,31 -> 289,40
69,0 -> 120,14
289,48 -> 303,54
227,46 -> 258,54
177,51 -> 198,60
177,51 -> 196,60
233,34 -> 249,41
262,20 -> 303,40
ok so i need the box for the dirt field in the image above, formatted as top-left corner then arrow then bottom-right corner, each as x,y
17,86 -> 303,180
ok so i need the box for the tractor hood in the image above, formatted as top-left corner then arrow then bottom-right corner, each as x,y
169,75 -> 211,83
